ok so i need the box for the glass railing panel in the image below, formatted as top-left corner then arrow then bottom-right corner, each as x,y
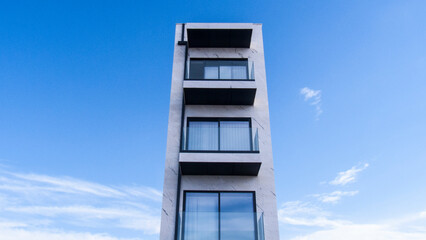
249,60 -> 255,80
257,212 -> 265,240
253,128 -> 259,151
181,127 -> 259,152
185,60 -> 255,81
177,212 -> 264,240
220,212 -> 256,240
181,212 -> 219,240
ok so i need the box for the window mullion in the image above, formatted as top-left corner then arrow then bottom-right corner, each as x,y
218,192 -> 221,240
218,121 -> 220,151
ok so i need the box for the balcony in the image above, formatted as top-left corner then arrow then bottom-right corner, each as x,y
177,211 -> 265,240
179,126 -> 261,176
183,59 -> 256,105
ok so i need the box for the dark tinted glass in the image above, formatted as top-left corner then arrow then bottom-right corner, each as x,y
188,59 -> 248,79
189,60 -> 205,79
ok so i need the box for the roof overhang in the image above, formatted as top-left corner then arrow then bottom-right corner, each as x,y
187,28 -> 252,48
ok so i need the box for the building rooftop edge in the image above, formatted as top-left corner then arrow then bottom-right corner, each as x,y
175,22 -> 262,26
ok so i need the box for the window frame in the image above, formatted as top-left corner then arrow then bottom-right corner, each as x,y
182,190 -> 258,240
183,117 -> 257,153
185,58 -> 254,81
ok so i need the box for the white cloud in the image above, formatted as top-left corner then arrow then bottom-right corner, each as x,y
3,171 -> 163,202
313,191 -> 359,204
279,201 -> 426,240
290,223 -> 426,240
280,160 -> 426,239
10,173 -> 125,197
0,225 -> 142,240
329,163 -> 369,186
0,168 -> 161,239
300,87 -> 322,119
278,201 -> 348,228
5,205 -> 160,233
120,186 -> 163,202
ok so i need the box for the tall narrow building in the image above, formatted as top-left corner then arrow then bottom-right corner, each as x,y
160,23 -> 279,240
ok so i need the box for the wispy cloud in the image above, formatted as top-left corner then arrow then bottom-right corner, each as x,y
289,216 -> 426,240
0,167 -> 161,239
0,226 -> 142,240
329,163 -> 369,186
278,201 -> 348,228
290,223 -> 426,240
300,87 -> 322,120
313,191 -> 359,204
280,161 -> 426,239
279,201 -> 426,240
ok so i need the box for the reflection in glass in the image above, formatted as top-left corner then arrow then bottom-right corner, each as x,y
188,60 -> 250,80
183,192 -> 256,240
184,192 -> 219,240
220,193 -> 255,240
186,120 -> 256,152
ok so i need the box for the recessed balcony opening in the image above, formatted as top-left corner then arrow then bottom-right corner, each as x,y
183,59 -> 257,105
181,119 -> 259,153
179,118 -> 261,176
186,59 -> 254,81
177,192 -> 265,240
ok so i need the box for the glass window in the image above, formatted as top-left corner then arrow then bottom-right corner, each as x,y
187,121 -> 218,151
231,65 -> 247,79
219,65 -> 232,79
188,59 -> 249,80
220,121 -> 251,151
220,193 -> 255,240
184,192 -> 255,240
185,193 -> 219,240
187,119 -> 251,151
204,66 -> 219,79
189,60 -> 205,79
218,60 -> 247,79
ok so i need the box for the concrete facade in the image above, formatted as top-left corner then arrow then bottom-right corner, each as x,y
160,23 -> 279,240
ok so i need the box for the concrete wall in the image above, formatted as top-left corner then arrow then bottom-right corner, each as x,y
160,23 -> 280,240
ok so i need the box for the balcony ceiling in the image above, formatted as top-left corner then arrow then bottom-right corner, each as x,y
187,29 -> 252,48
179,152 -> 261,176
180,162 -> 261,176
184,88 -> 256,105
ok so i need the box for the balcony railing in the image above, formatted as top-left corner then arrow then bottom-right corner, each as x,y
181,127 -> 259,152
177,211 -> 265,240
185,59 -> 255,81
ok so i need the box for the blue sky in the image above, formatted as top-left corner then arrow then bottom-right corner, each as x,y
1,0 -> 426,239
